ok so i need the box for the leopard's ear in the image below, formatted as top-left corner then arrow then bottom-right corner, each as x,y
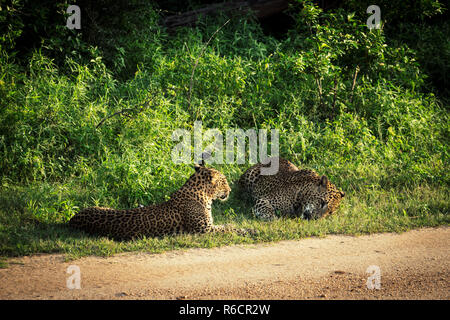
340,191 -> 345,197
194,160 -> 204,172
194,151 -> 209,170
319,175 -> 328,188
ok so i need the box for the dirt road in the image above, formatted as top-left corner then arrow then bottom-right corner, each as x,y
0,227 -> 449,300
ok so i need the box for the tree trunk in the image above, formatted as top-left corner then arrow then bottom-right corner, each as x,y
163,0 -> 290,29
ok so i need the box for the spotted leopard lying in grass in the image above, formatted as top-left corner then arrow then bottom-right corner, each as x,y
69,162 -> 246,239
239,157 -> 345,220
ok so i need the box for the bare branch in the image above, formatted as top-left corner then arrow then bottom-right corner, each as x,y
187,19 -> 230,116
96,100 -> 150,129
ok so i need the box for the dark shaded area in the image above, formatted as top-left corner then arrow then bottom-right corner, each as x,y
1,0 -> 448,98
259,10 -> 295,38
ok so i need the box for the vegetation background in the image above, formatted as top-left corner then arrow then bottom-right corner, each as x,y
0,0 -> 448,260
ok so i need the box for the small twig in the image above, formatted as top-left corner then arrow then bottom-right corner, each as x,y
96,108 -> 136,129
331,74 -> 338,111
187,19 -> 230,115
311,49 -> 324,111
349,65 -> 360,103
314,73 -> 323,109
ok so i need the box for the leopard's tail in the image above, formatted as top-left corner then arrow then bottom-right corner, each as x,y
69,207 -> 141,239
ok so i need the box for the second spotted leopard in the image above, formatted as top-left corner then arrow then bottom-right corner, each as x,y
239,157 -> 345,220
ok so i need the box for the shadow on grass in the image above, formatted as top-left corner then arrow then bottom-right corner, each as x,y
0,216 -> 87,257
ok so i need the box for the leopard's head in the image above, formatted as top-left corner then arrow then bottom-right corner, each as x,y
193,163 -> 231,201
293,174 -> 345,220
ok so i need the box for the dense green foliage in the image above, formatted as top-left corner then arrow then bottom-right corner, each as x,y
0,0 -> 448,258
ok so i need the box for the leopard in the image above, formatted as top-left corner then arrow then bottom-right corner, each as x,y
69,162 -> 246,240
239,157 -> 345,221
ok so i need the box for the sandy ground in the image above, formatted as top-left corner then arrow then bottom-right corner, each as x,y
0,227 -> 449,300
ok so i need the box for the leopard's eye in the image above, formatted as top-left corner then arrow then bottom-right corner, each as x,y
320,199 -> 327,208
